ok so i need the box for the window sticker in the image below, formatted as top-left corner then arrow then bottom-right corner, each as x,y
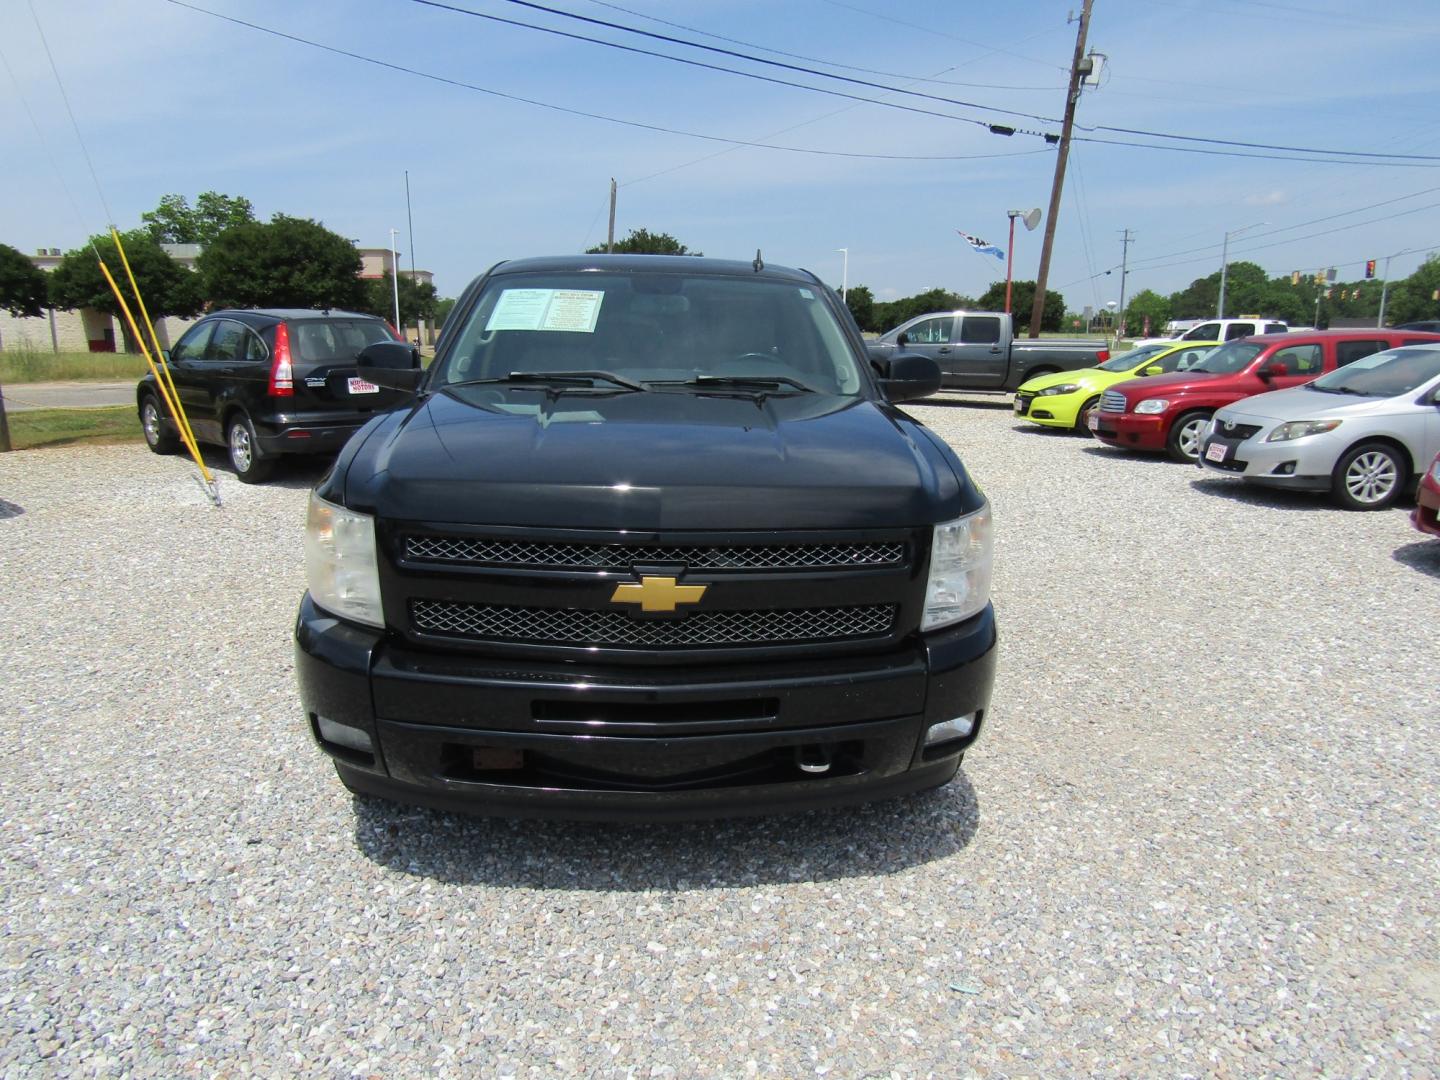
798,288 -> 815,300
485,289 -> 605,333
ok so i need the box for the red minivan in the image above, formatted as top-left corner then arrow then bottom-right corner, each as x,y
1090,329 -> 1440,462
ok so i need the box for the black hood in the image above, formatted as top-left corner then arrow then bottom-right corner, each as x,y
333,387 -> 976,530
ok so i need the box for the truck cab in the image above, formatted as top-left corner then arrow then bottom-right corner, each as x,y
875,310 -> 1108,391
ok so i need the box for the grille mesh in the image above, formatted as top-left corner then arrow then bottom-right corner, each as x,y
1217,421 -> 1262,441
404,535 -> 906,571
1100,390 -> 1127,413
411,600 -> 896,648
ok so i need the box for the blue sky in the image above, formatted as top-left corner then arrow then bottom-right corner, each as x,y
3,0 -> 1439,312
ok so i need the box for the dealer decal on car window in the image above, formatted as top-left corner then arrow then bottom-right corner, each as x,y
484,289 -> 605,333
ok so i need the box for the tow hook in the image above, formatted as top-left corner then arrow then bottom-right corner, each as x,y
796,744 -> 832,774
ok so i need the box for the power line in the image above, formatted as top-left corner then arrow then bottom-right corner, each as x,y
413,0 -> 1065,128
813,0 -> 1069,72
1072,134 -> 1440,168
426,0 -> 1440,165
162,1 -> 1047,163
578,0 -> 1068,91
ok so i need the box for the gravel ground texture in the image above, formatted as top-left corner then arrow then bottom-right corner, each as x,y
1,399 -> 1437,1078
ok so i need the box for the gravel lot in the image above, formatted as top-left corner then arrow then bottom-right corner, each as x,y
2,399 -> 1437,1077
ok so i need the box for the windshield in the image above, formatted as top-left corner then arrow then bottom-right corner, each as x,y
435,271 -> 865,396
1309,346 -> 1440,397
1096,344 -> 1170,373
1188,341 -> 1264,374
291,318 -> 393,362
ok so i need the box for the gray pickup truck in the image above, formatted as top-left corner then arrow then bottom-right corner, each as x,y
871,311 -> 1110,392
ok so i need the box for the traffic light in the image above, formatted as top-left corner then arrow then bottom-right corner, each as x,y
1365,259 -> 1376,279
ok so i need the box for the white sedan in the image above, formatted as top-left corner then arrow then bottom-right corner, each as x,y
1197,344 -> 1440,510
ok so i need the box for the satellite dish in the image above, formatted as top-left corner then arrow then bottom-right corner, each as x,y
1022,208 -> 1042,231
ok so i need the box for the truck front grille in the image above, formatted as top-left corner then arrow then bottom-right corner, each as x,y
411,600 -> 897,648
404,536 -> 906,572
1100,390 -> 1127,413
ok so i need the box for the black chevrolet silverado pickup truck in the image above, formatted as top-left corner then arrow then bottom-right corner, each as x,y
295,255 -> 997,820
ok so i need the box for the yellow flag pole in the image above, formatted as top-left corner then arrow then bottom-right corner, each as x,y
96,257 -> 219,500
109,227 -> 201,457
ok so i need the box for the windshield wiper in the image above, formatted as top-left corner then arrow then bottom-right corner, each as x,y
682,374 -> 816,393
444,370 -> 649,392
1308,384 -> 1367,395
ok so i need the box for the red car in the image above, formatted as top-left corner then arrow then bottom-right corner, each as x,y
1414,450 -> 1440,538
1089,329 -> 1440,462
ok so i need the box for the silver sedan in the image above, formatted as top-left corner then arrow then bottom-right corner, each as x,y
1197,344 -> 1440,509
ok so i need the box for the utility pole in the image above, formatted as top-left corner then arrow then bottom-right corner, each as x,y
606,178 -> 617,254
1117,228 -> 1133,337
1377,254 -> 1394,328
1027,0 -> 1093,339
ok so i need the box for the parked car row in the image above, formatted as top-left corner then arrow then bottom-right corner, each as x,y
1014,329 -> 1440,534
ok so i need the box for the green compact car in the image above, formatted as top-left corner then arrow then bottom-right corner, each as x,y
1013,340 -> 1220,432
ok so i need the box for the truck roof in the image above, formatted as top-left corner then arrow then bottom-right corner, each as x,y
490,254 -> 818,284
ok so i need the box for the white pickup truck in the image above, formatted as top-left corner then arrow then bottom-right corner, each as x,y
1130,317 -> 1290,351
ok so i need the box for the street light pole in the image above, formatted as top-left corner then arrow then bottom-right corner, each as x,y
837,248 -> 848,302
1217,221 -> 1268,318
1005,213 -> 1018,314
1377,254 -> 1395,328
389,228 -> 401,334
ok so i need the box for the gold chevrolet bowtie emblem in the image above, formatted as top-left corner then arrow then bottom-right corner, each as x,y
610,575 -> 707,613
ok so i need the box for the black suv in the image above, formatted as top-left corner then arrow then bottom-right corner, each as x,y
137,308 -> 408,483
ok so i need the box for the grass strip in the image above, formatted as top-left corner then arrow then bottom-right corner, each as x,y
6,406 -> 142,450
0,351 -> 151,383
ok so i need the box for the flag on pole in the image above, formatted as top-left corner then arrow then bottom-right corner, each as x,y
956,229 -> 1005,261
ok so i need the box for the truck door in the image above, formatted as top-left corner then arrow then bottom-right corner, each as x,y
896,314 -> 955,369
944,315 -> 1007,389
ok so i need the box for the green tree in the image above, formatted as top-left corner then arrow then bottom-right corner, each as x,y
434,296 -> 458,330
0,243 -> 50,318
48,231 -> 203,326
1121,289 -> 1170,337
198,215 -> 366,310
974,280 -> 1065,333
362,271 -> 440,329
1383,255 -> 1440,324
873,288 -> 971,333
1169,261 -> 1277,319
141,191 -> 256,247
585,228 -> 701,256
841,284 -> 875,332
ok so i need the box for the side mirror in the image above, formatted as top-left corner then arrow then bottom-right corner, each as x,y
896,331 -> 910,348
875,352 -> 941,403
357,341 -> 423,392
1142,365 -> 1163,376
1259,362 -> 1288,380
160,349 -> 171,363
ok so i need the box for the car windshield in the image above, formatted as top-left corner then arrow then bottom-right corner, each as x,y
1096,344 -> 1170,372
1187,341 -> 1264,374
291,319 -> 393,362
1309,346 -> 1440,397
435,271 -> 865,396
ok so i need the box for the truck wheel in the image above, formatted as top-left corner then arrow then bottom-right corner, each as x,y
226,413 -> 276,483
140,394 -> 180,455
1166,410 -> 1211,463
1330,441 -> 1405,510
1075,395 -> 1101,434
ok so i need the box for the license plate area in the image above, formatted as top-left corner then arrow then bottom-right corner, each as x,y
1205,441 -> 1229,463
348,376 -> 380,395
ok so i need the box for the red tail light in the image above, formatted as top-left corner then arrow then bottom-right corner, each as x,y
1095,349 -> 1110,362
269,322 -> 295,396
386,321 -> 404,341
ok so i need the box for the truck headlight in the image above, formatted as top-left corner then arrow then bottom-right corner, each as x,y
922,504 -> 993,632
1265,419 -> 1341,442
305,492 -> 384,628
1134,398 -> 1169,414
1037,383 -> 1081,396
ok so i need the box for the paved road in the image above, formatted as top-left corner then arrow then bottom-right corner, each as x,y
0,381 -> 134,412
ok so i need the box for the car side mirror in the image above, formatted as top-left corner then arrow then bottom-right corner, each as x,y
357,341 -> 423,392
1142,365 -> 1163,376
1259,362 -> 1288,380
875,352 -> 941,403
896,331 -> 910,348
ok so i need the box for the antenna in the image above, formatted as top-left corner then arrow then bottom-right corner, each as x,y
753,249 -> 764,272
